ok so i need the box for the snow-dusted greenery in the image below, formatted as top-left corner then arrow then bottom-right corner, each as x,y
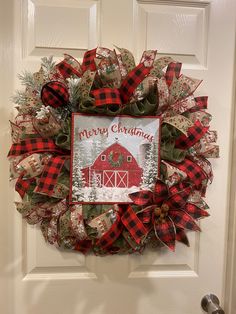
67,78 -> 81,111
13,56 -> 54,108
18,71 -> 37,88
41,56 -> 56,74
11,90 -> 29,106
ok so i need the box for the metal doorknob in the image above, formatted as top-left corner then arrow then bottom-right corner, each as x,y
201,294 -> 225,314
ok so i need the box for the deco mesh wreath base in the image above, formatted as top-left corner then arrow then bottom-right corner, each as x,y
8,47 -> 219,255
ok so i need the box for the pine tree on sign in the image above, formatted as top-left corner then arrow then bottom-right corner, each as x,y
72,146 -> 86,200
89,172 -> 98,202
141,141 -> 158,188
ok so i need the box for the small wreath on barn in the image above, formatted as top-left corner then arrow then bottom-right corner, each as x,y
108,151 -> 124,168
8,47 -> 219,255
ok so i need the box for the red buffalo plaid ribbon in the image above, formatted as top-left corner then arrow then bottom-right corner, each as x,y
175,120 -> 209,149
165,185 -> 191,209
91,88 -> 122,107
119,63 -> 151,103
74,240 -> 92,254
185,203 -> 209,219
56,54 -> 83,79
189,96 -> 208,112
55,49 -> 151,108
97,214 -> 123,249
128,181 -> 169,207
34,155 -> 69,196
128,190 -> 153,206
8,138 -> 66,157
175,228 -> 190,246
99,182 -> 195,249
91,63 -> 151,107
8,138 -> 69,197
121,205 -> 148,244
165,62 -> 182,86
170,158 -> 207,187
129,181 -> 203,250
97,205 -> 148,249
154,218 -> 176,250
15,173 -> 36,198
169,210 -> 200,231
81,48 -> 97,72
134,184 -> 192,226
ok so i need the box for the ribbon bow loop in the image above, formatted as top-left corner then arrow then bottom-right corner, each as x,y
8,138 -> 70,197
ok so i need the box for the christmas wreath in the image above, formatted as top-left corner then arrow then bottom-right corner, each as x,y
108,151 -> 124,168
8,47 -> 219,255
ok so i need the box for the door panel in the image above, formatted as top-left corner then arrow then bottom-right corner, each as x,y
103,171 -> 115,187
116,171 -> 128,188
1,0 -> 236,313
134,1 -> 209,68
22,0 -> 99,58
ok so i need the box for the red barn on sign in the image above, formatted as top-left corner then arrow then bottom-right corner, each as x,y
82,142 -> 143,188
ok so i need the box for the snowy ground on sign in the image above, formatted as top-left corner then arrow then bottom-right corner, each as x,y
72,186 -> 141,203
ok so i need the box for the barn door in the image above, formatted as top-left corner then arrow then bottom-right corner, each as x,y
1,0 -> 236,314
103,170 -> 116,187
103,171 -> 128,188
116,171 -> 128,188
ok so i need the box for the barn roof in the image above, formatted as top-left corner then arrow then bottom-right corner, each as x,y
98,142 -> 134,157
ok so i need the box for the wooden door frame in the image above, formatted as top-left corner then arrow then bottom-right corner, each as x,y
224,38 -> 236,314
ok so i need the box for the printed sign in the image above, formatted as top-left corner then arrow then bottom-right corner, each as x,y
70,114 -> 160,204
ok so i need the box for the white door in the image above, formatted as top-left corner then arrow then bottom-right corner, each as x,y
1,0 -> 235,313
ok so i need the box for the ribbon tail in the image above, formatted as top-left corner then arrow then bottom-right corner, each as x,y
128,190 -> 153,206
74,240 -> 92,254
119,63 -> 151,104
81,48 -> 97,72
165,62 -> 182,86
169,209 -> 201,231
140,50 -> 157,67
15,174 -> 36,198
121,205 -> 148,244
189,96 -> 208,112
164,185 -> 192,209
154,217 -> 176,251
175,120 -> 209,149
170,158 -> 207,187
56,54 -> 82,79
185,203 -> 210,220
34,156 -> 68,196
8,138 -> 66,157
97,214 -> 123,249
91,88 -> 122,112
175,227 -> 190,246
